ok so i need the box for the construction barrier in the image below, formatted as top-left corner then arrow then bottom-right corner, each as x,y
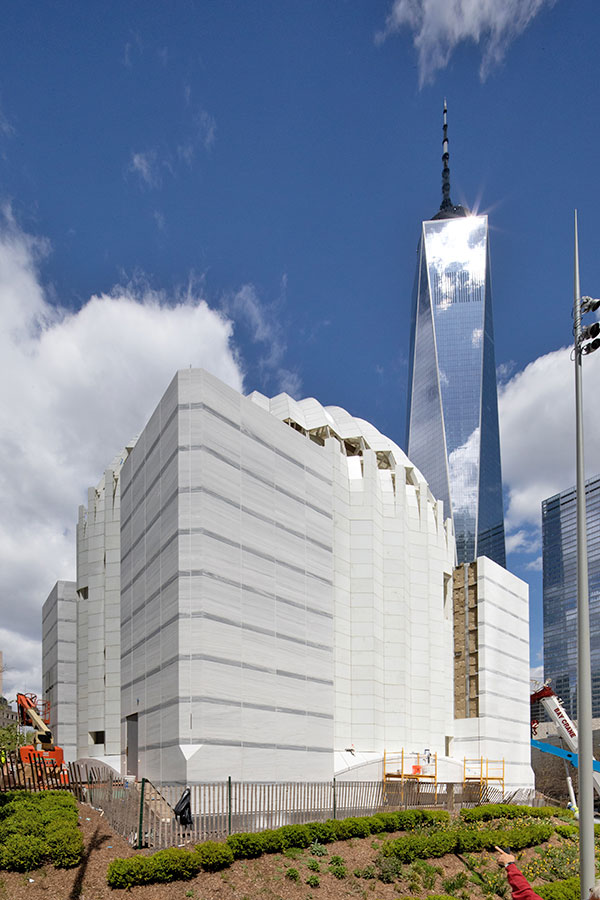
0,748 -> 543,850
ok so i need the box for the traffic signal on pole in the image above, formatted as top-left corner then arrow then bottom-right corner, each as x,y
580,302 -> 600,354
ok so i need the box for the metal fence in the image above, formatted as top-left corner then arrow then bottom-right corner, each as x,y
0,749 -> 541,851
0,748 -> 101,800
136,779 -> 516,849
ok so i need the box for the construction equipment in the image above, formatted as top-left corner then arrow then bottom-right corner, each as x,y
463,757 -> 505,796
15,692 -> 66,775
530,684 -> 600,801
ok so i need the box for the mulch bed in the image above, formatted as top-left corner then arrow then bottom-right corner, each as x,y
0,803 -> 561,900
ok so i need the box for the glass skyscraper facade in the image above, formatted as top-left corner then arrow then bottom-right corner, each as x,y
542,476 -> 600,719
406,107 -> 506,566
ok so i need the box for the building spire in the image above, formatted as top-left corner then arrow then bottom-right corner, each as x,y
432,99 -> 469,220
440,98 -> 452,211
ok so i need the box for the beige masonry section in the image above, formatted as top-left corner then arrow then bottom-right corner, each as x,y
453,563 -> 479,719
76,444 -> 135,768
452,557 -> 534,789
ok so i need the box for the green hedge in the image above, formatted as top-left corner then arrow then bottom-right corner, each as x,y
104,804 -> 555,889
196,841 -> 234,871
382,821 -> 554,862
0,791 -> 83,872
555,824 -> 578,840
460,804 -> 570,823
226,831 -> 264,858
537,876 -> 580,900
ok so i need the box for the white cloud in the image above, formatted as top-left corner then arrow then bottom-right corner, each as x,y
0,630 -> 41,704
197,110 -> 216,151
0,212 -> 244,699
447,427 -> 479,514
496,360 -> 516,384
0,101 -> 14,138
224,283 -> 302,397
378,0 -> 557,86
133,108 -> 217,187
505,529 -> 540,555
129,150 -> 161,188
499,345 -> 600,533
530,664 -> 544,685
177,110 -> 217,166
153,210 -> 166,232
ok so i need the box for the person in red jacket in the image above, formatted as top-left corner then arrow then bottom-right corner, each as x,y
496,846 -> 600,900
495,847 -> 544,900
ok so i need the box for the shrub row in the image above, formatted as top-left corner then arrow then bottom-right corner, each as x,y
108,840 -> 240,889
225,810 -> 450,860
107,809 -> 450,888
107,806 -> 556,890
460,803 -> 571,823
381,821 -> 554,862
538,876 -> 580,900
0,791 -> 83,872
555,824 -> 578,840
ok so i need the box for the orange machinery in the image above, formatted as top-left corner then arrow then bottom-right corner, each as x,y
15,692 -> 65,770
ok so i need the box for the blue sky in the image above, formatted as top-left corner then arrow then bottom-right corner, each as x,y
1,0 -> 599,696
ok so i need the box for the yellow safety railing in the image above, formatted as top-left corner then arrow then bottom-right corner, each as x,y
383,749 -> 438,800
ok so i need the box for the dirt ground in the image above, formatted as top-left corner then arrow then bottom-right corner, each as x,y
0,804 -> 563,900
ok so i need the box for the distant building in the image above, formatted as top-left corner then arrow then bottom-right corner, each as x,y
43,368 -> 533,788
543,475 -> 600,718
0,703 -> 18,730
406,103 -> 505,567
41,581 -> 77,761
0,647 -> 18,731
0,650 -> 18,729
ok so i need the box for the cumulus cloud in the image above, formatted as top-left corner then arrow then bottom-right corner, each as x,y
505,529 -> 541,555
498,343 -> 600,577
0,211 -> 244,698
0,630 -> 42,705
499,345 -> 600,533
378,0 -> 557,86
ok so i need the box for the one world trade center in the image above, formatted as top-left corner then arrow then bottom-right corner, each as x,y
406,104 -> 506,567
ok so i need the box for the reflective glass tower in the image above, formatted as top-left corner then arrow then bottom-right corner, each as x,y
406,104 -> 506,566
542,476 -> 600,718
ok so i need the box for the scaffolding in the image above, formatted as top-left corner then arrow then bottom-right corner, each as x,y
383,749 -> 438,800
463,757 -> 505,799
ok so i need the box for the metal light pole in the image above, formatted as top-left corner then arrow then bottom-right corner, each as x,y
573,209 -> 596,899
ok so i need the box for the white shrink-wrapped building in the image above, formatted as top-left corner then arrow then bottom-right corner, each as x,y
42,581 -> 78,762
76,443 -> 135,768
119,369 -> 457,783
43,367 -> 534,789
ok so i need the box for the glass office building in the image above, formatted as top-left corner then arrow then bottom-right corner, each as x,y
406,106 -> 506,566
542,476 -> 600,718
